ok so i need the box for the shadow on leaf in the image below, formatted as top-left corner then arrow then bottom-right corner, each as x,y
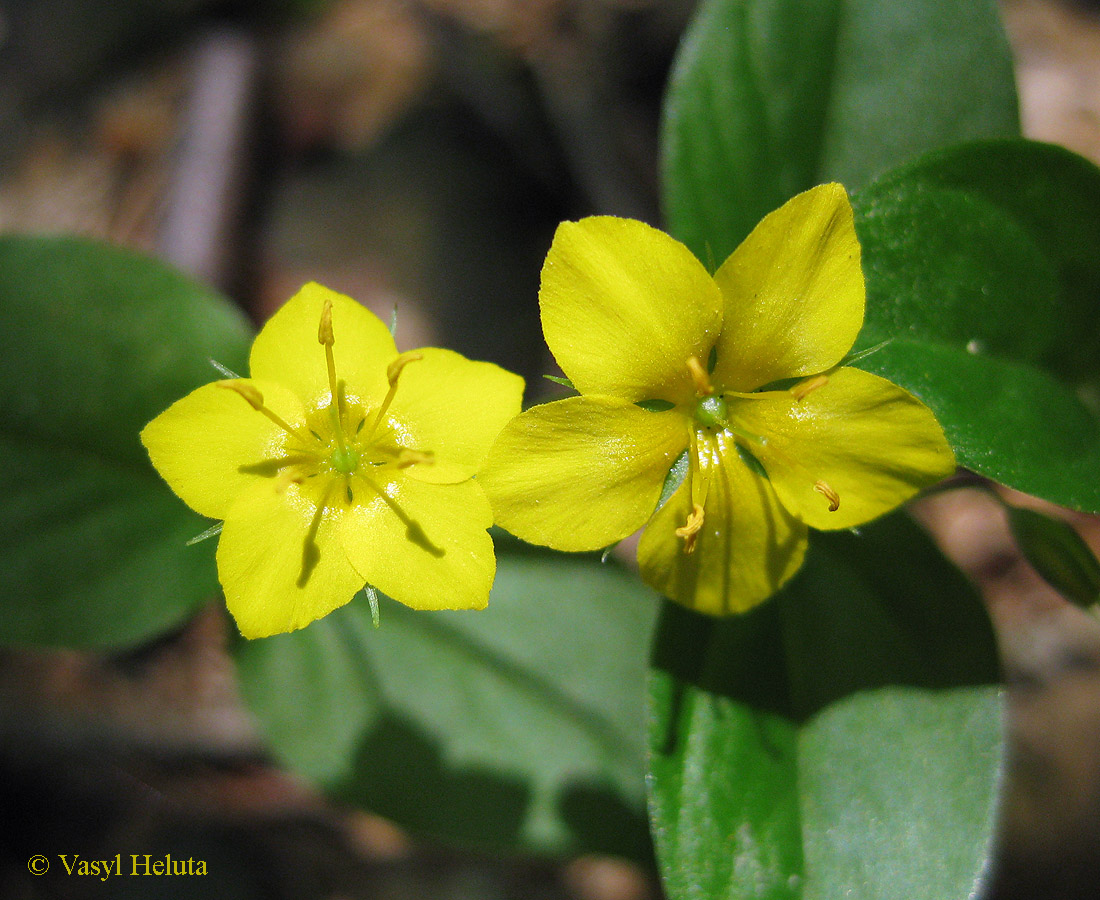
651,511 -> 1001,725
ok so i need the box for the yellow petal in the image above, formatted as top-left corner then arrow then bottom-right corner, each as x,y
480,396 -> 688,552
730,367 -> 956,530
249,282 -> 397,409
385,347 -> 525,484
141,378 -> 307,519
218,480 -> 364,638
341,475 -> 495,611
638,430 -> 808,614
540,217 -> 723,403
712,184 -> 864,392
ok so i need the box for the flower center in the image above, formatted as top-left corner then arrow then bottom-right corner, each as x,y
329,446 -> 360,474
693,394 -> 728,430
220,299 -> 446,589
671,357 -> 843,554
219,300 -> 438,508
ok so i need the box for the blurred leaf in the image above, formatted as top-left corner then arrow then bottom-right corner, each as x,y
0,235 -> 251,648
661,0 -> 1018,267
852,139 -> 1100,512
648,513 -> 1002,900
235,544 -> 660,859
1006,505 -> 1100,607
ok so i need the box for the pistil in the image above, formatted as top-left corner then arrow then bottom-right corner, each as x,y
318,299 -> 350,458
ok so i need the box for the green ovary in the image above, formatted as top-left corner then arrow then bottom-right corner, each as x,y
693,394 -> 728,430
329,446 -> 360,474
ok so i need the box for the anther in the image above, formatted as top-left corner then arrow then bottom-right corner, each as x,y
790,374 -> 828,401
396,448 -> 435,469
387,351 -> 424,386
366,352 -> 424,440
686,355 -> 714,396
219,380 -> 311,444
675,502 -> 705,554
318,298 -> 335,346
814,480 -> 840,512
218,379 -> 264,409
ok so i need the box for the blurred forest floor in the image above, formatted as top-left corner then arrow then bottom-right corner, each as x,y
2,0 -> 1100,898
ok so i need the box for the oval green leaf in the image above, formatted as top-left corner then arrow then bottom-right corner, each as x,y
852,139 -> 1100,511
235,545 -> 660,859
661,0 -> 1018,266
0,235 -> 251,648
648,513 -> 1003,900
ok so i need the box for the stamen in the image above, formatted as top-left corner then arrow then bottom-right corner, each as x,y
675,503 -> 705,554
686,355 -> 714,396
365,351 -> 424,439
814,480 -> 841,512
396,448 -> 435,469
218,380 -> 311,444
387,351 -> 424,385
220,379 -> 263,409
790,374 -> 829,401
673,427 -> 714,555
317,298 -> 335,346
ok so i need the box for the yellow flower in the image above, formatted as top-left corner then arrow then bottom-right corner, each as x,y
481,184 -> 955,615
141,283 -> 524,638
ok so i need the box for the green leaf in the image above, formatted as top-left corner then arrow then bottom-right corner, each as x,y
0,235 -> 251,648
852,139 -> 1100,511
235,544 -> 660,859
648,513 -> 1003,900
661,0 -> 1018,266
1006,505 -> 1100,607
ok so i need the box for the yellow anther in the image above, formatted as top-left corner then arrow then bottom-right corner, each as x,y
675,502 -> 705,554
396,448 -> 435,469
790,374 -> 829,401
387,351 -> 424,386
318,298 -> 335,345
218,379 -> 264,409
218,379 -> 310,444
686,355 -> 714,396
814,480 -> 840,512
364,352 -> 425,441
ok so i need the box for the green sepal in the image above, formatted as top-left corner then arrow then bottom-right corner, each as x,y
637,399 -> 677,412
